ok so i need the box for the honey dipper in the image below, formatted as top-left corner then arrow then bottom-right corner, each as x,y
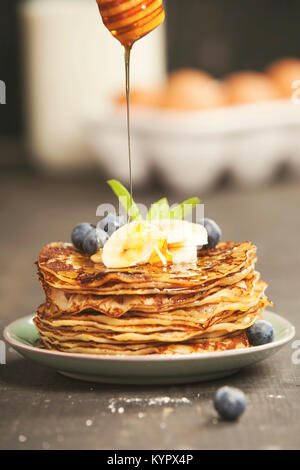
96,0 -> 165,48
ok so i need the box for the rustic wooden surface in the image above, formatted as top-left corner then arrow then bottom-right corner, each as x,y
0,174 -> 299,450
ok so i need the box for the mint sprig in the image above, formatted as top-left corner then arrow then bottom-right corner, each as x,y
169,197 -> 201,220
107,179 -> 142,221
147,197 -> 170,221
107,180 -> 200,221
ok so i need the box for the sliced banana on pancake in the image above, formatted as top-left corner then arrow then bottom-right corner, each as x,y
168,244 -> 198,264
102,221 -> 166,268
102,219 -> 207,268
151,219 -> 208,247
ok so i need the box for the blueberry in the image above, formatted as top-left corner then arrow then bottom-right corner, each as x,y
246,320 -> 274,346
96,227 -> 109,248
71,223 -> 94,251
100,214 -> 126,236
82,228 -> 98,256
214,386 -> 246,421
82,227 -> 109,256
198,218 -> 222,249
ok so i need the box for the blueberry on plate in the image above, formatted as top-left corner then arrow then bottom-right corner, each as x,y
100,214 -> 127,237
71,223 -> 94,251
198,218 -> 222,249
214,386 -> 246,421
246,320 -> 274,346
82,227 -> 108,256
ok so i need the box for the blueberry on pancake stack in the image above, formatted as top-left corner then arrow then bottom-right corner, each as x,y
34,215 -> 272,355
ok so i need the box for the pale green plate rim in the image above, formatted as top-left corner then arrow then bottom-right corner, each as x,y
3,310 -> 296,363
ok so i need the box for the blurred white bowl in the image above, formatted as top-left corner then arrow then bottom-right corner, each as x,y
86,99 -> 300,191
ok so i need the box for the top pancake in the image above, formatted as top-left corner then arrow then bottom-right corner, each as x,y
38,241 -> 257,294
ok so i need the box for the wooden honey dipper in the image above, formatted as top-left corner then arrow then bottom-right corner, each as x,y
96,0 -> 165,48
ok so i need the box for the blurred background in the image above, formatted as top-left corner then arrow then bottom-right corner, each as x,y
0,1 -> 300,329
1,0 -> 300,188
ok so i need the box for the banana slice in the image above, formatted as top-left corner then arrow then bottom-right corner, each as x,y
102,221 -> 165,268
151,219 -> 207,246
148,240 -> 197,265
90,250 -> 103,264
168,244 -> 197,264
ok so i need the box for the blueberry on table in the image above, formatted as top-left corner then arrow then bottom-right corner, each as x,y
214,386 -> 246,421
100,214 -> 127,236
247,320 -> 274,346
198,218 -> 222,249
71,223 -> 94,251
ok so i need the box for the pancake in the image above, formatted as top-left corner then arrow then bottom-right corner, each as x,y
38,330 -> 250,355
34,240 -> 272,355
40,273 -> 264,317
35,269 -> 269,350
34,307 -> 262,344
38,262 -> 255,295
38,241 -> 257,293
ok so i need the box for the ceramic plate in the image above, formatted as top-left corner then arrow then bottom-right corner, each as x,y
4,311 -> 295,385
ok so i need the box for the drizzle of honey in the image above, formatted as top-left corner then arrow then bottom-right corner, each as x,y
96,0 -> 165,213
149,239 -> 174,266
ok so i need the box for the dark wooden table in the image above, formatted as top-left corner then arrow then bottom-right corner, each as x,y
0,173 -> 299,450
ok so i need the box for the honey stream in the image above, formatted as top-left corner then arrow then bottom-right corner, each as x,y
124,45 -> 133,219
96,0 -> 165,216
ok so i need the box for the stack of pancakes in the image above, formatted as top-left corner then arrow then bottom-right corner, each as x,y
34,241 -> 271,355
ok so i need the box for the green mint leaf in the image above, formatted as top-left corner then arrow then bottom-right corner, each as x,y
147,197 -> 170,221
169,197 -> 201,220
107,179 -> 142,221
